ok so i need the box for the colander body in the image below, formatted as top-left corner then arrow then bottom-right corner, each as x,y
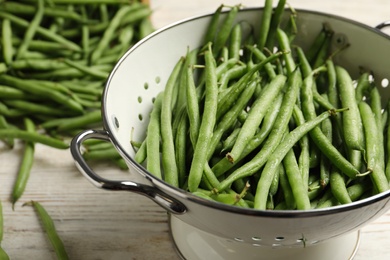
73,8 -> 390,247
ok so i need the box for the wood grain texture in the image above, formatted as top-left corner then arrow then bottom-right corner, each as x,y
1,0 -> 390,259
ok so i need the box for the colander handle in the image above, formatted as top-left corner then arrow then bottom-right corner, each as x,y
376,20 -> 390,31
70,129 -> 186,215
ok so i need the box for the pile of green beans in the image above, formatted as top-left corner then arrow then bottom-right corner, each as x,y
134,0 -> 390,211
0,0 -> 153,257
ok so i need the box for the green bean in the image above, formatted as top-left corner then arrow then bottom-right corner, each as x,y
283,149 -> 311,210
0,85 -> 30,99
57,110 -> 101,132
12,118 -> 35,207
4,100 -> 75,117
226,74 -> 286,163
15,0 -> 45,60
175,109 -> 188,187
0,102 -> 27,117
386,101 -> 390,182
330,168 -> 352,204
188,46 -> 218,192
0,201 -> 10,260
139,16 -> 155,39
146,92 -> 163,179
355,72 -> 372,102
305,23 -> 332,64
292,105 -> 310,191
0,115 -> 14,147
326,60 -> 339,108
265,0 -> 286,50
0,129 -> 69,149
63,59 -> 108,79
186,65 -> 200,147
359,101 -> 389,193
83,146 -> 121,160
134,139 -> 147,164
257,0 -> 273,50
229,23 -> 242,60
347,181 -> 371,201
319,117 -> 332,188
24,201 -> 69,260
161,58 -> 184,187
2,18 -> 13,65
370,87 -> 385,173
212,5 -> 239,57
222,127 -> 241,153
214,69 -> 301,191
276,28 -> 296,75
203,4 -> 223,44
336,66 -> 365,151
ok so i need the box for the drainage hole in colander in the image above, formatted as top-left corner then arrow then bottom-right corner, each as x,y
155,76 -> 161,84
137,96 -> 142,103
251,236 -> 261,241
111,115 -> 120,129
144,82 -> 149,90
274,236 -> 285,241
381,78 -> 389,88
138,114 -> 143,121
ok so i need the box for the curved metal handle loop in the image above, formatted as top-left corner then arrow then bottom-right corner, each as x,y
70,129 -> 186,214
376,20 -> 390,30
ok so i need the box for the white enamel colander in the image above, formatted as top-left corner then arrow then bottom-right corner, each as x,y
71,8 -> 390,260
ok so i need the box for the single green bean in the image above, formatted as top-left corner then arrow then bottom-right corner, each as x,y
355,72 -> 372,102
186,65 -> 201,147
64,59 -> 109,79
336,65 -> 365,151
278,149 -> 296,209
265,0 -> 286,50
146,92 -> 163,179
2,18 -> 13,65
330,168 -> 352,204
161,58 -> 184,187
229,23 -> 242,60
24,201 -> 69,260
257,0 -> 273,50
359,101 -> 389,193
57,110 -> 101,132
276,28 -> 296,75
15,0 -> 45,60
212,5 -> 239,57
0,129 -> 68,149
188,46 -> 218,192
203,4 -> 223,44
12,118 -> 35,207
0,200 -> 10,260
175,109 -> 188,187
283,149 -> 311,210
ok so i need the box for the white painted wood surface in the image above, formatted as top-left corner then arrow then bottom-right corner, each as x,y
1,0 -> 390,259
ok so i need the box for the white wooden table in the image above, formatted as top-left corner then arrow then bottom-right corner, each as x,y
1,0 -> 390,259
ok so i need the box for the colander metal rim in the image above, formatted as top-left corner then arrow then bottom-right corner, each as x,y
101,7 -> 390,217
